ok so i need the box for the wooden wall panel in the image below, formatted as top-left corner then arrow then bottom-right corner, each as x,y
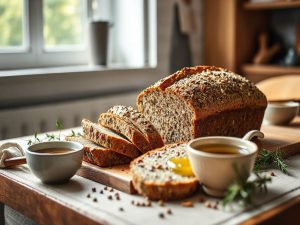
204,0 -> 236,70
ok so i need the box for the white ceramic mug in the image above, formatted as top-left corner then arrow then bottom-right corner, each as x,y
187,130 -> 263,197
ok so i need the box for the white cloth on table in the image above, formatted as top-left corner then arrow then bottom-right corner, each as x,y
0,142 -> 25,168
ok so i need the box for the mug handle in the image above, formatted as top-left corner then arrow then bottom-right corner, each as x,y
243,130 -> 264,141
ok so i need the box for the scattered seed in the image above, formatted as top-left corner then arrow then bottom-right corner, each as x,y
198,196 -> 206,203
114,192 -> 119,196
100,190 -> 104,194
119,207 -> 124,212
204,201 -> 212,208
93,198 -> 98,202
181,201 -> 194,207
110,188 -> 114,192
104,186 -> 108,191
166,209 -> 172,215
86,194 -> 91,198
116,196 -> 120,201
141,203 -> 146,207
136,202 -> 141,207
92,187 -> 96,192
146,201 -> 152,207
131,200 -> 135,205
108,195 -> 113,200
212,203 -> 218,210
270,171 -> 275,176
158,213 -> 165,219
158,200 -> 165,207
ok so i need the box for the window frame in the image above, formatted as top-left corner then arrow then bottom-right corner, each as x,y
0,0 -> 155,70
0,0 -> 89,70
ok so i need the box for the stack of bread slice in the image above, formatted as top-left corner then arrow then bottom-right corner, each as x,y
66,105 -> 164,167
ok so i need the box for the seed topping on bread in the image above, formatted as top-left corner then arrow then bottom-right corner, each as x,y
168,69 -> 266,110
131,143 -> 198,200
133,144 -> 193,182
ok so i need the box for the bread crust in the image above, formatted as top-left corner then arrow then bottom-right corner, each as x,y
157,65 -> 224,91
66,136 -> 131,167
99,112 -> 152,153
99,105 -> 164,152
194,107 -> 266,137
130,143 -> 198,201
82,119 -> 140,159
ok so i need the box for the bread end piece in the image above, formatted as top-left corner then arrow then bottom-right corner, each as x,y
66,136 -> 131,167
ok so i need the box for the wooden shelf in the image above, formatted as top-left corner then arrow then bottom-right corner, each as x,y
242,64 -> 300,83
244,0 -> 300,10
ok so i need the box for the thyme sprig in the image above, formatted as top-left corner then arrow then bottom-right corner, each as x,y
26,120 -> 82,146
222,166 -> 272,206
254,149 -> 288,174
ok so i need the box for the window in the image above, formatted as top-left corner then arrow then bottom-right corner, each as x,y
43,0 -> 85,50
0,0 -> 156,70
0,0 -> 88,69
0,1 -> 26,52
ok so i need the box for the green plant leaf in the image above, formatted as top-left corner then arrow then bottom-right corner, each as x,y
55,120 -> 63,130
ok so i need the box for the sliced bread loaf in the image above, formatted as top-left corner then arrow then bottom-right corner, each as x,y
66,136 -> 131,167
137,66 -> 267,143
82,119 -> 140,159
130,143 -> 198,200
99,105 -> 164,153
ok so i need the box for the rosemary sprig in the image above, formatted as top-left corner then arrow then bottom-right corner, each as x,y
222,167 -> 272,206
223,148 -> 288,206
254,149 -> 288,174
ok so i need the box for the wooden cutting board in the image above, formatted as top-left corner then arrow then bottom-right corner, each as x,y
76,117 -> 300,194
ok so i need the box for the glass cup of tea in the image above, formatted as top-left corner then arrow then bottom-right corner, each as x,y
186,130 -> 263,197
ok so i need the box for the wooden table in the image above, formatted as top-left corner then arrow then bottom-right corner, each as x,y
1,124 -> 300,225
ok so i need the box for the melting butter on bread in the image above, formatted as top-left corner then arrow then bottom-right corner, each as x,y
130,143 -> 198,200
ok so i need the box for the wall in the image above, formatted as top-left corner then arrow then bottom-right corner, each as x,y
0,0 -> 203,138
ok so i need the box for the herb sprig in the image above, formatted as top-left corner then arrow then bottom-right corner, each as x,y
222,167 -> 272,206
254,149 -> 288,174
223,148 -> 288,206
26,120 -> 82,146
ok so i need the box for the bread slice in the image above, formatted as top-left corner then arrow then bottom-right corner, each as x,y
137,66 -> 267,143
66,136 -> 131,167
82,119 -> 140,159
99,105 -> 164,153
130,143 -> 198,200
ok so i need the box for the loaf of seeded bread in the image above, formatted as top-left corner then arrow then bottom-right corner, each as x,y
66,136 -> 131,167
99,105 -> 164,153
130,143 -> 198,200
137,66 -> 267,143
82,119 -> 140,159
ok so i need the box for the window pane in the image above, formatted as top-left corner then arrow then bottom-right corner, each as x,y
0,0 -> 24,49
43,0 -> 84,50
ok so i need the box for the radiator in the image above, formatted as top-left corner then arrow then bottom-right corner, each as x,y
0,92 -> 138,140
